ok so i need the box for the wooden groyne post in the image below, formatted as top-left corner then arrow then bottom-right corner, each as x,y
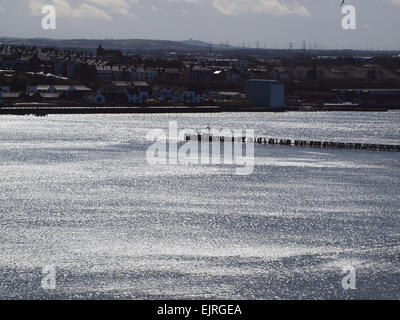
184,134 -> 400,152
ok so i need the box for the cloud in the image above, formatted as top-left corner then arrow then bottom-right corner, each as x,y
26,0 -> 311,22
165,0 -> 309,17
211,0 -> 309,16
86,0 -> 130,7
27,0 -> 124,20
85,0 -> 137,16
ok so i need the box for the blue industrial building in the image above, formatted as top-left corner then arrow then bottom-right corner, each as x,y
246,80 -> 285,108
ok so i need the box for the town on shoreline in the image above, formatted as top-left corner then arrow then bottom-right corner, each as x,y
1,40 -> 400,114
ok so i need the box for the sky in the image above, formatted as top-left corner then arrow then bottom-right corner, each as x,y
0,0 -> 399,50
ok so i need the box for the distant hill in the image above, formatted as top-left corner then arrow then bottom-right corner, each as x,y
0,37 -> 397,57
181,39 -> 234,49
0,37 -> 229,52
181,39 -> 211,48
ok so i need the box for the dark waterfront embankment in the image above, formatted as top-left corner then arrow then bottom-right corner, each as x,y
0,104 -> 396,115
0,105 -> 221,116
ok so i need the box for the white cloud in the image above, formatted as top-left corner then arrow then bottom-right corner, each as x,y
27,0 -> 310,20
86,0 -> 137,16
27,0 -> 139,20
165,0 -> 309,17
212,0 -> 309,16
86,0 -> 129,7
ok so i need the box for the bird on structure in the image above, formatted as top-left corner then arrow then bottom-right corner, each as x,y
340,0 -> 345,6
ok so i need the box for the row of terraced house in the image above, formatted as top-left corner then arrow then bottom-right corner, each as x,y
0,81 -> 208,105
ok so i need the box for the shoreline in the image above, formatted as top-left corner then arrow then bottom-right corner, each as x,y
0,105 -> 396,115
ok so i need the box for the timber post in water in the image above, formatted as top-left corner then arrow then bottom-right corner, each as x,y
184,133 -> 400,152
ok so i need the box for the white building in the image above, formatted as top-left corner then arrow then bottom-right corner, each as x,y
26,84 -> 91,94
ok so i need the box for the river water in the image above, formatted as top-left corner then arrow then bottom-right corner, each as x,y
0,111 -> 399,299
